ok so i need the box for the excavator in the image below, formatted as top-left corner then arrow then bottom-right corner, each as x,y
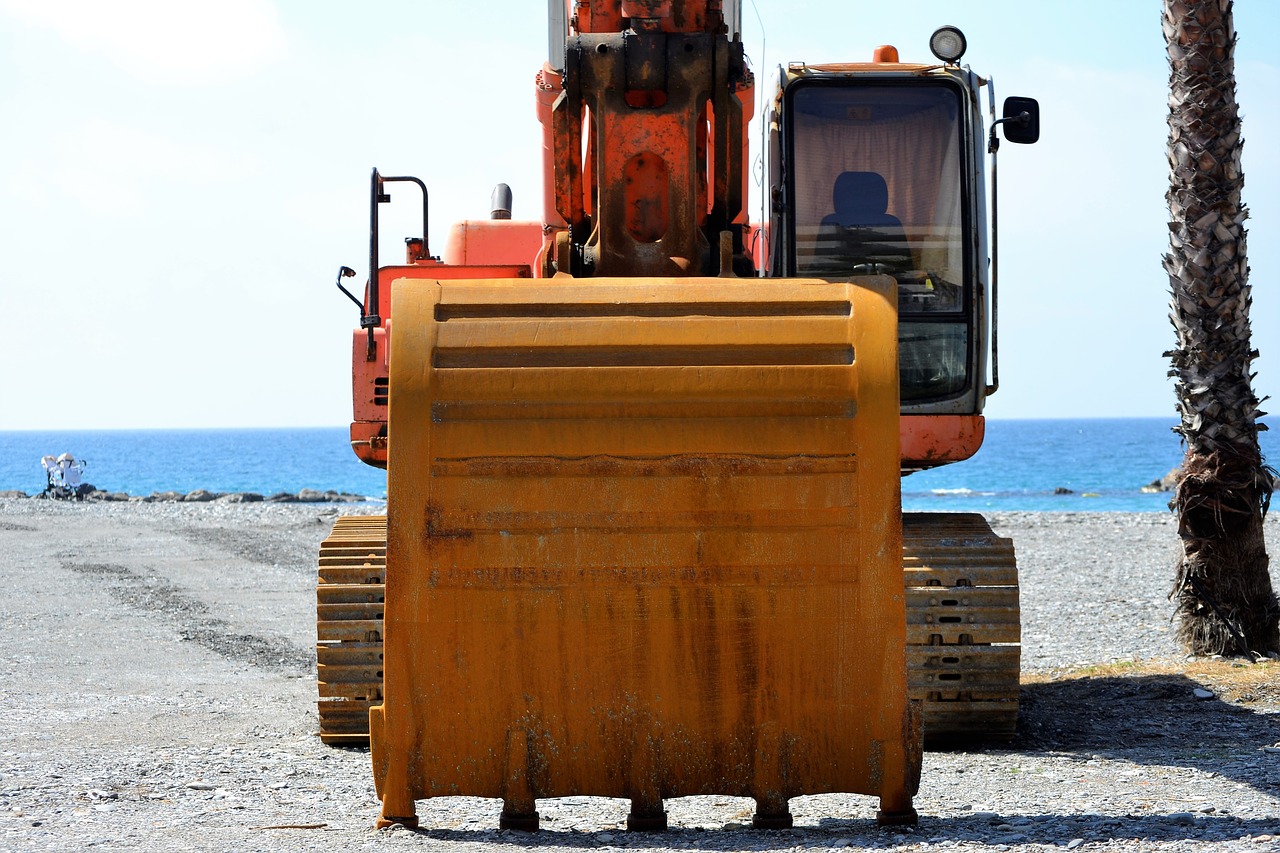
317,0 -> 1038,831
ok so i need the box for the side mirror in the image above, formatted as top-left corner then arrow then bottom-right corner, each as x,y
1001,96 -> 1040,144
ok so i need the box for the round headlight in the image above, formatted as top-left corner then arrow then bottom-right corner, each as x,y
929,26 -> 967,64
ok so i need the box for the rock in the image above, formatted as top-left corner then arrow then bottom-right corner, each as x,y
267,489 -> 367,503
1192,688 -> 1214,700
1144,467 -> 1183,492
0,490 -> 28,499
1168,812 -> 1196,825
185,781 -> 215,791
1066,840 -> 1084,850
56,488 -> 377,504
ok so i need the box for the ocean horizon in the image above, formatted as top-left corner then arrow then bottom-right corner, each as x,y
1,417 -> 1275,512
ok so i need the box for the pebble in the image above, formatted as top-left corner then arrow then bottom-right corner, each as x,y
0,503 -> 1276,851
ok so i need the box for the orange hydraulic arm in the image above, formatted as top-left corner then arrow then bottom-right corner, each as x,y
538,0 -> 754,278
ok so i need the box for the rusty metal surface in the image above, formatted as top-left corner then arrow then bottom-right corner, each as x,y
551,28 -> 745,277
899,414 -> 986,471
314,514 -> 1019,749
371,274 -> 917,828
314,513 -> 1020,749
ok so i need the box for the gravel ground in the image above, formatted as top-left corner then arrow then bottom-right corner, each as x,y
0,500 -> 1277,852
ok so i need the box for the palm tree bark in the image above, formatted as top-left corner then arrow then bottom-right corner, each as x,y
1163,0 -> 1278,656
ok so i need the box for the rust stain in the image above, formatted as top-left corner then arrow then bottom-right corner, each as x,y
423,503 -> 474,542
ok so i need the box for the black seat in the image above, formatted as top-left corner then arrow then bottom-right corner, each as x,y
811,171 -> 912,275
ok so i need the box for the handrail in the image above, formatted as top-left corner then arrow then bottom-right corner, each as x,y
363,169 -> 430,360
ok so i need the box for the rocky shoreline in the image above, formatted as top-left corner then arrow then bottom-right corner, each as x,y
0,487 -> 375,503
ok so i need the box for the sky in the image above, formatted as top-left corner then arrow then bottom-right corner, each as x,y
1,0 -> 1276,430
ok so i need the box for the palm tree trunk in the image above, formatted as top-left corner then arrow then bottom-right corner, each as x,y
1163,0 -> 1278,656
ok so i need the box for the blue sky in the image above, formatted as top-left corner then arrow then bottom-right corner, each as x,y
1,1 -> 1276,429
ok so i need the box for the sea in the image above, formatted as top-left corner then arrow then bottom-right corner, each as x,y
1,418 -> 1276,512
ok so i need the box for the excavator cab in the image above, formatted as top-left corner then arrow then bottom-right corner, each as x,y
775,75 -> 974,403
769,59 -> 1038,465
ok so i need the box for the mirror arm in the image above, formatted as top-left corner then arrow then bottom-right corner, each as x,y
334,266 -> 363,313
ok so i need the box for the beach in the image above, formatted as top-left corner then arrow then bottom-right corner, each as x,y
1,499 -> 1277,851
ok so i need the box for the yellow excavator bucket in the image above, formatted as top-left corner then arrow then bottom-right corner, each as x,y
370,275 -> 919,829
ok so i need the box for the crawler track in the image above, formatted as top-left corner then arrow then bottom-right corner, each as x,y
315,515 -> 386,746
904,512 -> 1021,743
316,512 -> 1020,745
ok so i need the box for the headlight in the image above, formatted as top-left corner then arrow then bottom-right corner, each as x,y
929,26 -> 967,64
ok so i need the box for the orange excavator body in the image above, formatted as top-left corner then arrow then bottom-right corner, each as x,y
322,0 -> 1039,831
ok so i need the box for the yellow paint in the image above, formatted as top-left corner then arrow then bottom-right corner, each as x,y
371,275 -> 918,826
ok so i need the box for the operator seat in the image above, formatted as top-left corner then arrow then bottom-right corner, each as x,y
813,171 -> 912,275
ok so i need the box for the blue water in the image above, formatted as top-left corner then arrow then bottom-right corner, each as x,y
0,419 -> 1274,511
904,417 -> 1274,512
0,428 -> 388,500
